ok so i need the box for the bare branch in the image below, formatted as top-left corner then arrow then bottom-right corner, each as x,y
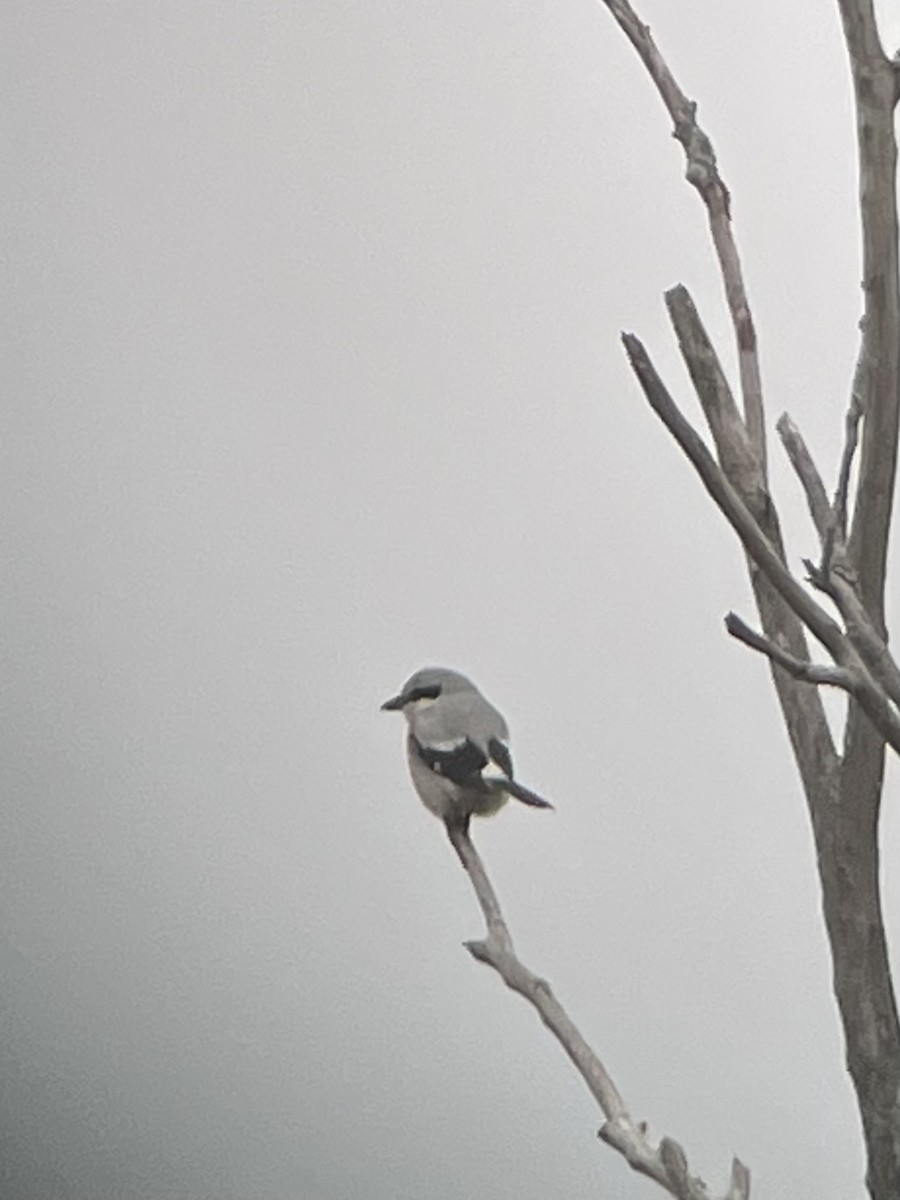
802,561 -> 900,713
827,395 -> 863,555
445,823 -> 511,951
725,1160 -> 752,1200
598,0 -> 765,473
776,404 -> 900,712
776,414 -> 831,541
601,5 -> 900,1194
446,824 -> 750,1200
818,19 -> 900,1190
665,286 -> 759,494
621,332 -> 842,655
836,0 -> 900,630
725,612 -> 855,689
621,333 -> 900,759
837,0 -> 888,64
776,398 -> 860,579
836,591 -> 900,708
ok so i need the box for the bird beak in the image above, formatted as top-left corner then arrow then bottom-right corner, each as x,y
380,693 -> 406,711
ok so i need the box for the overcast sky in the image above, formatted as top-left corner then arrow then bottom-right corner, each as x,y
6,3 -> 900,1198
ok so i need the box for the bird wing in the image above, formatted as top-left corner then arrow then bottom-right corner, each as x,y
487,737 -> 514,779
409,690 -> 509,787
411,735 -> 488,785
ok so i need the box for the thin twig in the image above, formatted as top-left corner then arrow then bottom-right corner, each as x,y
725,612 -> 854,690
598,0 -> 765,473
776,414 -> 831,541
801,561 -> 900,712
824,396 -> 863,567
447,824 -> 749,1200
775,409 -> 900,708
446,824 -> 512,951
665,286 -> 758,494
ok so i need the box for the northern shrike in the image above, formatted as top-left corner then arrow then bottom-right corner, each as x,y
381,667 -> 552,838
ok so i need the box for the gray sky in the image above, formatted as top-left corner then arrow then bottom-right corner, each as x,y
5,2 -> 900,1198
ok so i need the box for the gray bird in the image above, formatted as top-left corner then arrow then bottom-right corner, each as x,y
381,667 -> 552,840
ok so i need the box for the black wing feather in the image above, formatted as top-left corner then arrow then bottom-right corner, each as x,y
412,735 -> 488,785
487,737 -> 514,779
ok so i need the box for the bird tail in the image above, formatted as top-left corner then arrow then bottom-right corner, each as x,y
486,778 -> 553,810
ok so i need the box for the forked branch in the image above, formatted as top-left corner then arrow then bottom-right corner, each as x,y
776,405 -> 900,710
621,333 -> 900,759
445,824 -> 750,1200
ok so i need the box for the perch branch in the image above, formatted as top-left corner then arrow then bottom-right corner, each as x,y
445,824 -> 749,1200
598,0 -> 765,472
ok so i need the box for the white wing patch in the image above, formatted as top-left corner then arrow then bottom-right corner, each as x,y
427,737 -> 468,752
481,759 -> 508,780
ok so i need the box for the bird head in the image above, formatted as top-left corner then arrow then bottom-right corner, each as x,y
380,666 -> 474,712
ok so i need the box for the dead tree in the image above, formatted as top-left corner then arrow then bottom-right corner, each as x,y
445,3 -> 900,1198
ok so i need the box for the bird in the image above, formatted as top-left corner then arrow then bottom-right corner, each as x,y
381,667 -> 552,844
